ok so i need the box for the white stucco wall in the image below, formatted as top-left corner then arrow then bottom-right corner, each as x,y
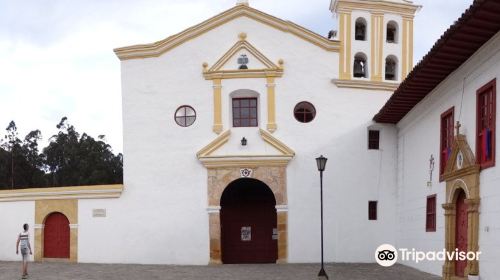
111,12 -> 399,265
0,201 -> 35,261
395,32 -> 500,278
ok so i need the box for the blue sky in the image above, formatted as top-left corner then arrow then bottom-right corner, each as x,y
0,0 -> 472,153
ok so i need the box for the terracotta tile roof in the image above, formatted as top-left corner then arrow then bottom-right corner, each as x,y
373,0 -> 500,124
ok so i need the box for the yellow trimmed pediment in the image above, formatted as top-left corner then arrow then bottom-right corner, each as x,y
114,4 -> 339,60
203,34 -> 284,80
443,134 -> 480,180
196,129 -> 295,167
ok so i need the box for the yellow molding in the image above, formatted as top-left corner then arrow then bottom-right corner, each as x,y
114,5 -> 340,60
34,199 -> 78,262
266,77 -> 277,133
259,129 -> 295,156
332,78 -> 399,91
204,69 -> 284,80
199,156 -> 293,168
401,17 -> 414,78
0,184 -> 124,202
370,13 -> 384,82
197,128 -> 295,164
338,11 -> 352,80
334,0 -> 420,17
208,39 -> 279,72
212,79 -> 223,134
196,130 -> 231,158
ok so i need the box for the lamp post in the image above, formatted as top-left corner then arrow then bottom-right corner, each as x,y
316,155 -> 329,279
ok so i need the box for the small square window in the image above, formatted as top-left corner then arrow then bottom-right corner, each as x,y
233,98 -> 258,127
368,130 -> 380,150
369,201 -> 378,220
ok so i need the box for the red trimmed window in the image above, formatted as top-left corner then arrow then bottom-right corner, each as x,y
426,195 -> 436,232
232,98 -> 258,127
368,130 -> 380,150
440,107 -> 454,178
476,79 -> 496,169
368,201 -> 377,220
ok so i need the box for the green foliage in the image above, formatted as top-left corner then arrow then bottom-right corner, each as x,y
0,118 -> 123,189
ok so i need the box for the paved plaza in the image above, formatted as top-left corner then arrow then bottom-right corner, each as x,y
1,261 -> 441,280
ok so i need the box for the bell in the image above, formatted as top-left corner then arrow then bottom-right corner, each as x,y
385,62 -> 395,80
353,61 -> 365,78
355,25 -> 365,40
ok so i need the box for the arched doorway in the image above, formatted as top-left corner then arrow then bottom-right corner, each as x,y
220,178 -> 277,264
455,190 -> 468,277
43,212 -> 70,258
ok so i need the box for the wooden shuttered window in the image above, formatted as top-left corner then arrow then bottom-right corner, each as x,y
440,107 -> 454,179
476,79 -> 496,169
368,201 -> 377,220
368,130 -> 380,150
426,195 -> 436,232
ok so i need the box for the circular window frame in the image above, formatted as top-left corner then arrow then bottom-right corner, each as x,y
293,101 -> 316,123
174,105 -> 197,127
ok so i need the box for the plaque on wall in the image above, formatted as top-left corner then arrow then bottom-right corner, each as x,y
241,226 -> 251,241
92,209 -> 106,218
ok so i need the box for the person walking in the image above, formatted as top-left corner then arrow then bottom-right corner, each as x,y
16,223 -> 33,279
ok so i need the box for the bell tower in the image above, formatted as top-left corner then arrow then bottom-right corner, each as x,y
330,0 -> 420,88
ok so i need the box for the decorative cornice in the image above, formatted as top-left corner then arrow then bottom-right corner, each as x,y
259,129 -> 295,156
203,69 -> 284,80
196,130 -> 231,158
332,79 -> 399,91
114,4 -> 340,60
0,184 -> 124,202
332,0 -> 420,17
196,128 -> 295,168
209,39 -> 279,72
199,155 -> 293,168
443,134 -> 480,181
203,38 -> 284,81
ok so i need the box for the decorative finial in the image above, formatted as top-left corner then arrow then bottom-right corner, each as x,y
455,121 -> 461,136
202,62 -> 208,72
238,32 -> 247,41
278,59 -> 284,69
236,0 -> 249,6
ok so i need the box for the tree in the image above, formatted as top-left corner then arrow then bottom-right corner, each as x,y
43,117 -> 123,187
0,118 -> 123,189
1,121 -> 21,188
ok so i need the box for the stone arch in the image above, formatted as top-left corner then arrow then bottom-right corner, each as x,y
448,179 -> 471,203
441,134 -> 480,279
34,199 -> 78,262
207,165 -> 288,265
208,166 -> 286,206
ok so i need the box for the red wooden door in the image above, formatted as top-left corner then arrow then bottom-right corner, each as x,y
44,212 -> 70,258
221,179 -> 277,264
455,191 -> 468,277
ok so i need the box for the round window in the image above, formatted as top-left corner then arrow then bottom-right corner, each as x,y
175,105 -> 196,127
294,101 -> 316,123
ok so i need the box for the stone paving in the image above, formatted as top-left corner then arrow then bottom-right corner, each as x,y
0,261 -> 441,280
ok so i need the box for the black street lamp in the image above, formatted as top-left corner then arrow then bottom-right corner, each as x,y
315,155 -> 329,279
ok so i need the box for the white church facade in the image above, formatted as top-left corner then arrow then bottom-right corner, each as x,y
1,0 -> 499,279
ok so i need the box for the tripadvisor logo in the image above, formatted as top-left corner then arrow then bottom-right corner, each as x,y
375,244 -> 481,267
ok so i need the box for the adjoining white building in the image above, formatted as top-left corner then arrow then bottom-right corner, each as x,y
0,0 -> 499,279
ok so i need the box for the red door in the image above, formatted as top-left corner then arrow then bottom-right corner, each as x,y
44,212 -> 70,258
221,179 -> 277,264
455,191 -> 468,277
